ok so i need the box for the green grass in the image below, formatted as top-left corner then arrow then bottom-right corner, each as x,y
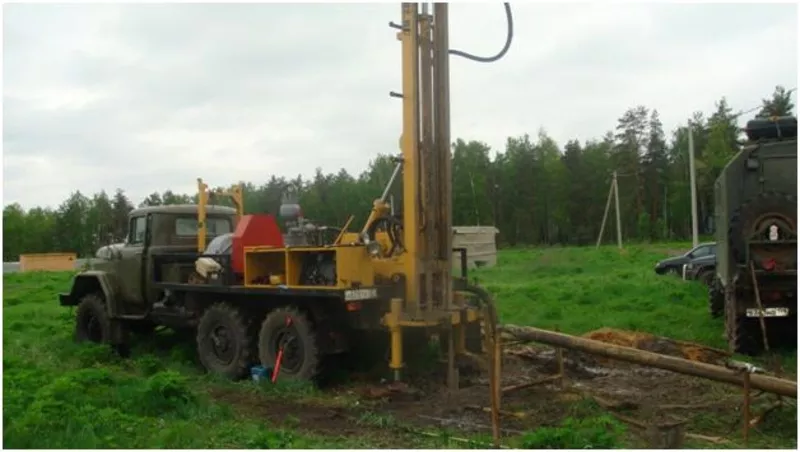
478,245 -> 797,372
3,244 -> 796,448
477,245 -> 724,345
2,273 -> 337,448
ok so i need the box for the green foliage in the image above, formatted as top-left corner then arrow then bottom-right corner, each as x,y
757,85 -> 795,118
521,415 -> 626,449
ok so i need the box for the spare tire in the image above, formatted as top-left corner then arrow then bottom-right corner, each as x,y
728,191 -> 796,265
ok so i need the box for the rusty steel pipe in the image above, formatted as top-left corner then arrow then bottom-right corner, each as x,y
500,325 -> 797,399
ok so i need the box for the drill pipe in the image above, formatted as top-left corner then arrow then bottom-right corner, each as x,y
500,324 -> 797,399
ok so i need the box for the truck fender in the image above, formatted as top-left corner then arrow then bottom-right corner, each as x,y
60,271 -> 122,317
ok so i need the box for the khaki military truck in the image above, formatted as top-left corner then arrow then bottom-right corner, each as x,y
713,115 -> 797,355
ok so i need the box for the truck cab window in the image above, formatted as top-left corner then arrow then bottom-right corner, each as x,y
175,217 -> 232,237
129,216 -> 147,245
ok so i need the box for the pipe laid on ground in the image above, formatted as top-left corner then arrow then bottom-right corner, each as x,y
500,324 -> 797,399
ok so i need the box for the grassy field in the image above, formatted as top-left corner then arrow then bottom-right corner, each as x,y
481,244 -> 725,345
3,244 -> 797,448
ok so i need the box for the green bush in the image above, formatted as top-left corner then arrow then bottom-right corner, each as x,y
521,415 -> 627,449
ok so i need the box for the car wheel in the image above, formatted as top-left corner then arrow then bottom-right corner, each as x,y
667,267 -> 679,276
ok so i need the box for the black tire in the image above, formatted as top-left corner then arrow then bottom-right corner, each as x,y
697,269 -> 715,287
75,293 -> 112,344
728,192 -> 797,262
258,307 -> 320,382
728,314 -> 765,356
196,302 -> 255,380
707,280 -> 724,319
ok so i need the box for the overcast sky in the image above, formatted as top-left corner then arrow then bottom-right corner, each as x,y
3,1 -> 797,210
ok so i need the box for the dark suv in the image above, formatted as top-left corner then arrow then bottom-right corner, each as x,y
653,242 -> 716,276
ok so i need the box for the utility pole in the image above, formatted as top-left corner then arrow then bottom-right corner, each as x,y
596,170 -> 624,249
663,184 -> 668,239
613,170 -> 623,249
596,173 -> 615,249
688,123 -> 699,247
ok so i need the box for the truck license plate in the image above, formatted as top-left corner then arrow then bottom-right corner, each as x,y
344,288 -> 378,301
746,307 -> 790,318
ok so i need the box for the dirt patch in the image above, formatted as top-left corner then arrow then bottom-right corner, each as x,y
207,386 -> 361,434
206,385 -> 428,448
582,328 -> 730,365
206,340 -> 791,448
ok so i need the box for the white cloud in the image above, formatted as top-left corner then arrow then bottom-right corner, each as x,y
2,1 -> 797,209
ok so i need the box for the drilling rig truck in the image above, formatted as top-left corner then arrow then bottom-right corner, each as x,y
59,3 -> 514,388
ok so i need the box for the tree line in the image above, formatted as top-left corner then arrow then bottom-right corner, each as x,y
3,85 -> 794,261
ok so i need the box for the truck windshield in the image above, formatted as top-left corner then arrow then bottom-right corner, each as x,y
175,217 -> 232,237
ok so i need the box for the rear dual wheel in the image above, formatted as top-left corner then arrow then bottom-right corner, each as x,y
258,307 -> 321,382
196,303 -> 322,382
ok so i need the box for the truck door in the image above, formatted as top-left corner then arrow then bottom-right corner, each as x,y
119,215 -> 147,304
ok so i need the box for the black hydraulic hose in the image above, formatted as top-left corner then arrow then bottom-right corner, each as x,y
448,3 -> 513,63
367,216 -> 404,256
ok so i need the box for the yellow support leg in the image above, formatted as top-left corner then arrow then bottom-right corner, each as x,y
389,298 -> 404,381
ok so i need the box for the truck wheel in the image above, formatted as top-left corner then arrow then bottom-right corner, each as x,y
259,307 -> 320,382
196,303 -> 255,380
75,293 -> 111,344
707,281 -> 724,318
728,315 -> 764,356
696,269 -> 714,287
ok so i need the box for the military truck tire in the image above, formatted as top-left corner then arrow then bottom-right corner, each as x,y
196,303 -> 255,380
259,307 -> 320,382
75,293 -> 112,344
729,315 -> 765,356
728,192 -> 797,262
697,269 -> 715,287
707,280 -> 724,318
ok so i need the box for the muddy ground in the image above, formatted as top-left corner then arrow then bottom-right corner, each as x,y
205,341 -> 797,449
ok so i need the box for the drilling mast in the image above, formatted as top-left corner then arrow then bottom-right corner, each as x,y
399,3 -> 453,318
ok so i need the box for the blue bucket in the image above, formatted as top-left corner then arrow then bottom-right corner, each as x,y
251,365 -> 272,382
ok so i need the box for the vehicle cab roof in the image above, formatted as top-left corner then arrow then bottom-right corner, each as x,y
129,204 -> 237,217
